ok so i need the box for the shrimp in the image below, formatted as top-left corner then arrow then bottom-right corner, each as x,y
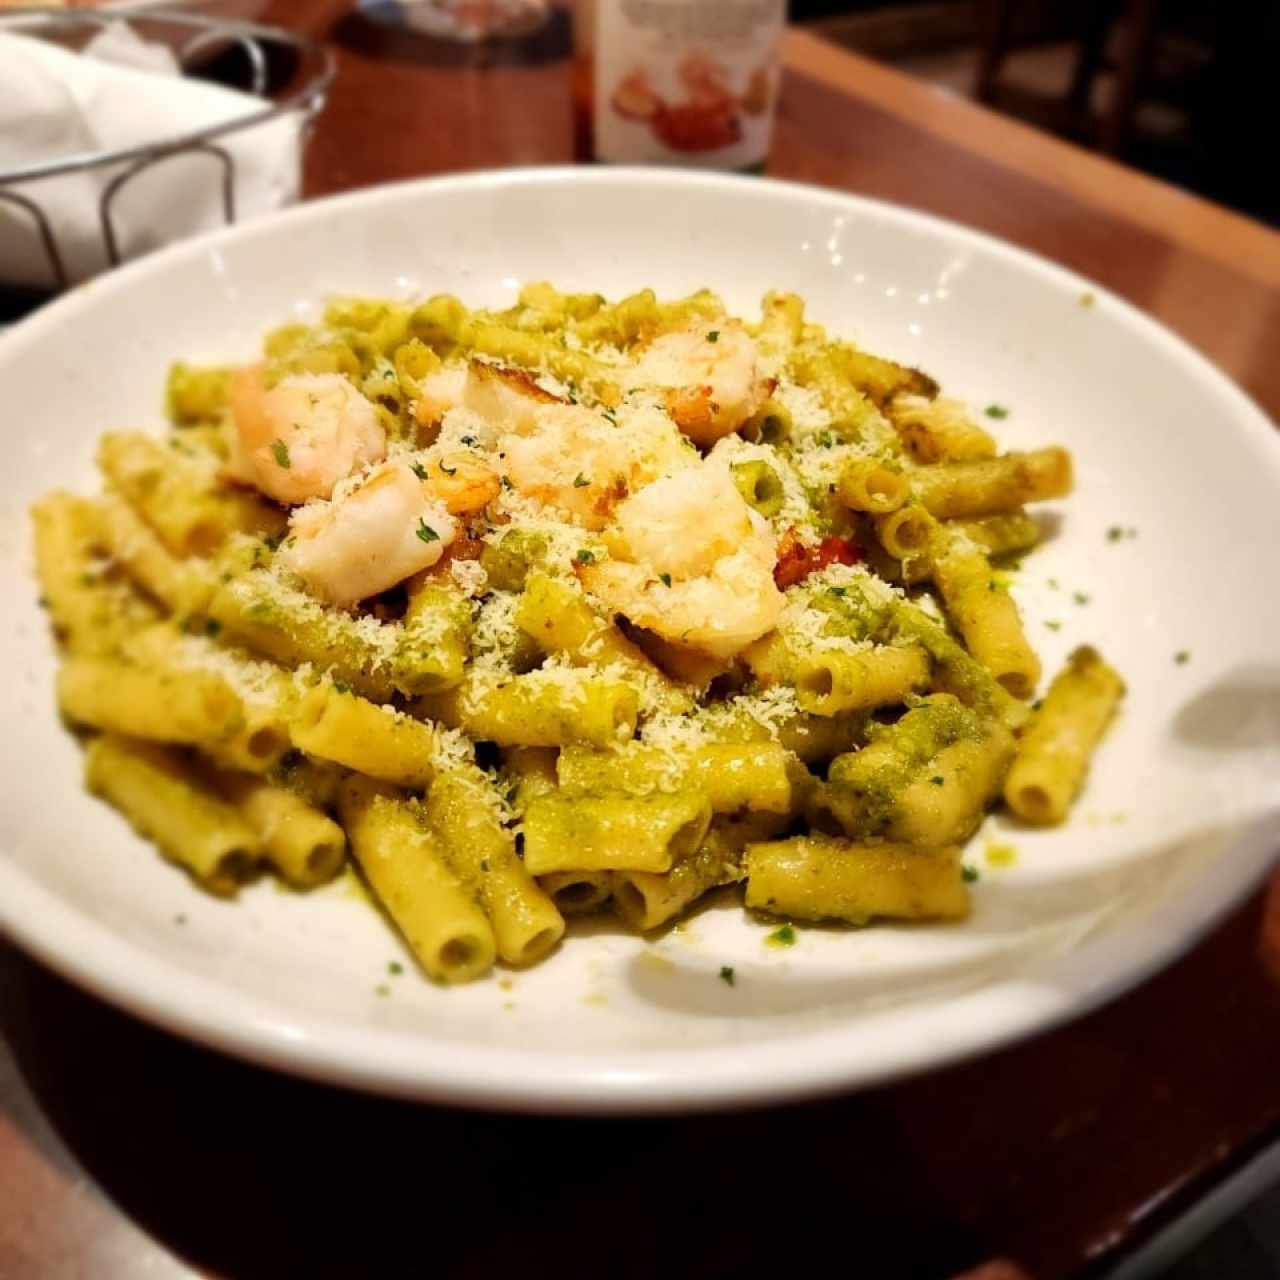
462,361 -> 565,435
418,452 -> 502,514
581,461 -> 784,660
280,460 -> 460,606
626,320 -> 773,445
230,366 -> 385,505
412,364 -> 469,427
500,401 -> 695,530
414,360 -> 561,438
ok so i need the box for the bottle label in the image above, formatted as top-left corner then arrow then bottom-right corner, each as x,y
593,0 -> 785,168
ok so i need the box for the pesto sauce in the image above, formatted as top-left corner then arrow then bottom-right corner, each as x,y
984,842 -> 1018,868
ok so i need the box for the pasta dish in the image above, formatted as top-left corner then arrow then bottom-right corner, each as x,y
33,284 -> 1123,984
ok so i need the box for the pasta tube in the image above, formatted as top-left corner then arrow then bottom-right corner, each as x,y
731,460 -> 786,517
875,504 -> 935,561
931,528 -> 1040,699
536,871 -> 614,915
889,395 -> 996,463
814,695 -> 1012,846
419,670 -> 639,748
613,811 -> 785,932
400,577 -> 471,693
521,792 -> 712,875
213,771 -> 346,887
58,657 -> 242,745
32,493 -> 158,654
1004,646 -> 1125,824
99,432 -> 284,555
556,742 -> 793,814
425,771 -> 565,967
889,598 -> 1030,731
838,456 -> 910,515
745,836 -> 969,924
875,511 -> 1042,585
209,569 -> 433,702
338,776 -> 495,983
125,626 -> 295,774
746,634 -> 930,717
835,725 -> 1015,848
166,362 -> 232,425
290,685 -> 439,788
788,346 -> 885,441
97,494 -> 216,616
910,447 -> 1073,520
85,735 -> 259,896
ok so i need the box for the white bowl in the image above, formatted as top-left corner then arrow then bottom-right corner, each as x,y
1,168 -> 1277,1113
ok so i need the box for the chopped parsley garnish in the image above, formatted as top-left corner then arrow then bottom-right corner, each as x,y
388,961 -> 403,976
1031,698 -> 1043,711
601,407 -> 618,426
1072,591 -> 1090,605
1107,526 -> 1124,542
659,572 -> 672,587
415,519 -> 440,544
263,532 -> 285,552
331,678 -> 353,695
501,476 -> 513,490
440,460 -> 457,476
270,438 -> 291,469
718,965 -> 736,987
767,924 -> 796,948
573,473 -> 590,488
1044,619 -> 1062,631
816,431 -> 835,448
962,865 -> 980,883
460,434 -> 478,446
930,776 -> 944,786
576,549 -> 594,564
205,618 -> 222,638
410,461 -> 429,480
828,586 -> 847,598
375,984 -> 390,997
984,404 -> 1009,419
706,330 -> 720,343
1175,650 -> 1190,665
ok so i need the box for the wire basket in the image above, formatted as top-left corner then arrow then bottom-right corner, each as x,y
0,8 -> 335,295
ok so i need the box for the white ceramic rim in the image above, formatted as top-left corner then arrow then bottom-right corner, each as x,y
1,167 -> 1276,1114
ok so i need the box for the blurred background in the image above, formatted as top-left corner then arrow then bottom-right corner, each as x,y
801,0 -> 1278,226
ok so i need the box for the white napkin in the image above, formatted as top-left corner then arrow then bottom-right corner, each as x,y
0,24 -> 305,290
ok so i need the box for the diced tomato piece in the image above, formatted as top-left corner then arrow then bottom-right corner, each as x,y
773,530 -> 862,589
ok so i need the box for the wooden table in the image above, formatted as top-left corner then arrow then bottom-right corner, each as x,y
3,8 -> 1279,1277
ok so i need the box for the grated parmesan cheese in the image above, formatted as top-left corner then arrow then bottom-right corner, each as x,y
468,590 -> 524,672
171,634 -> 283,707
449,558 -> 488,597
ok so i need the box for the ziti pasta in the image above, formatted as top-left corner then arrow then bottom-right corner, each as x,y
34,284 -> 1122,983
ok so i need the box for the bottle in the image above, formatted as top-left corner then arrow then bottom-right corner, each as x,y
574,0 -> 786,172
